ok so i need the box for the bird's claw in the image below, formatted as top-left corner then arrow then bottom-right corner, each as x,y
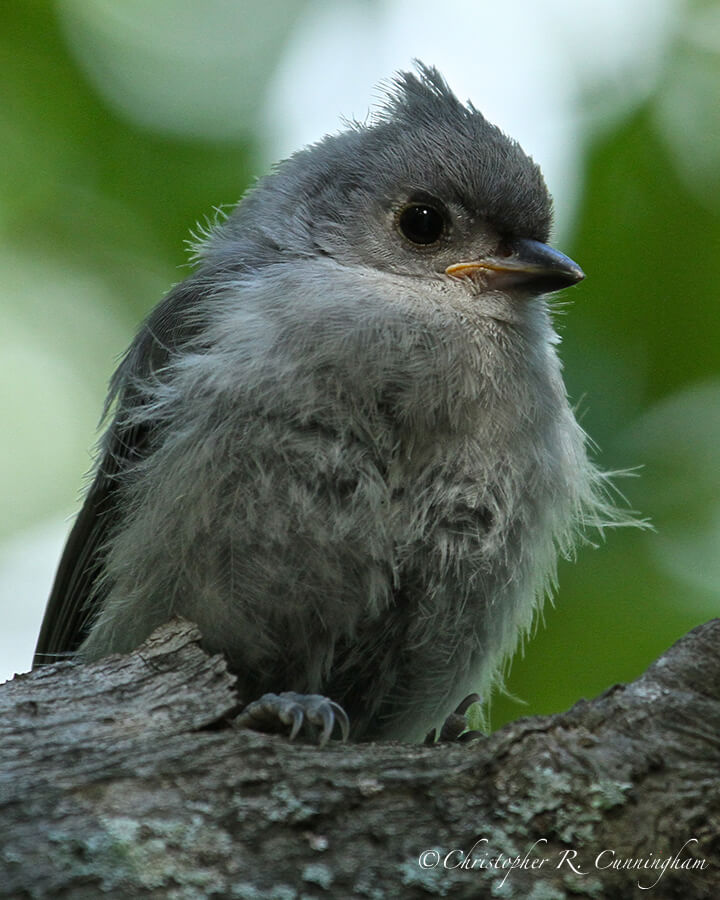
235,691 -> 350,745
425,693 -> 485,744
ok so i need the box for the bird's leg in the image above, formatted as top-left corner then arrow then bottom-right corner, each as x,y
234,691 -> 350,746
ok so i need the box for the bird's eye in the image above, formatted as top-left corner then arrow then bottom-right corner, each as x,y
397,202 -> 446,246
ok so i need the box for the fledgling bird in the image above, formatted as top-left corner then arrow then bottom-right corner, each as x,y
34,64 -> 615,743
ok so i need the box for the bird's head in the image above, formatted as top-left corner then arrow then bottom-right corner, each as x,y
212,63 -> 583,301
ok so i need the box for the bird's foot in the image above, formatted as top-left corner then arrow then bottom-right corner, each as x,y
425,693 -> 485,744
235,691 -> 350,746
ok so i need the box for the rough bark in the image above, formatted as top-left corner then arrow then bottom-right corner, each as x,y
1,617 -> 718,899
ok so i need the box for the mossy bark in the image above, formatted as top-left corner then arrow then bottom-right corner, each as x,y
2,618 -> 718,899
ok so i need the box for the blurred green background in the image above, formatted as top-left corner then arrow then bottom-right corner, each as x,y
1,0 -> 718,728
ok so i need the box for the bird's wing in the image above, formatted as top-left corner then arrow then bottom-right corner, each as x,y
32,275 -> 214,666
32,423 -> 149,663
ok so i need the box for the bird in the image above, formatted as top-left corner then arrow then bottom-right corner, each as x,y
34,63 -> 614,743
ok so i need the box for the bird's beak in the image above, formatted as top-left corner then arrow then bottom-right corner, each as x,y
445,237 -> 584,295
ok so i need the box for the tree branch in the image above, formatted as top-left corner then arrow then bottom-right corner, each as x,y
2,618 -> 718,898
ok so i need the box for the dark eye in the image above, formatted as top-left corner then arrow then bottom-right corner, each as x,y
397,202 -> 446,246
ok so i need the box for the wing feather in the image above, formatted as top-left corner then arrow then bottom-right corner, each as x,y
32,274 -> 215,665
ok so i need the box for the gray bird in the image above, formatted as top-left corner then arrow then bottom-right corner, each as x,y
34,64 -> 614,743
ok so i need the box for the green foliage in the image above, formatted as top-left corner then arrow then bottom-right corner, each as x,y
492,104 -> 720,728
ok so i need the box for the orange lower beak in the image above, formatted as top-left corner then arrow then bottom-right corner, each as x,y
446,238 -> 584,294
